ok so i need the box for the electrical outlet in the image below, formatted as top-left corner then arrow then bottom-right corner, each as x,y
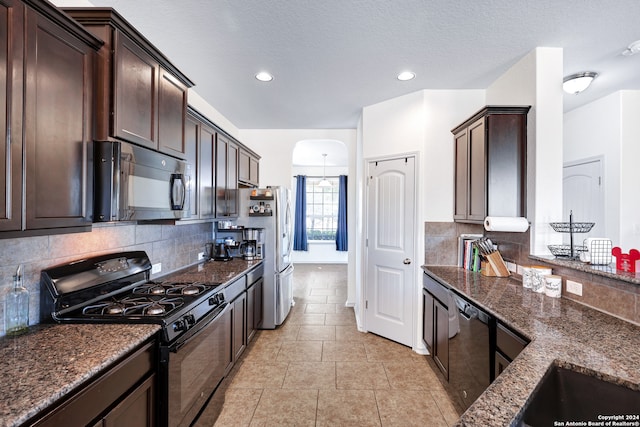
566,280 -> 583,296
506,261 -> 517,273
151,263 -> 162,274
198,252 -> 206,261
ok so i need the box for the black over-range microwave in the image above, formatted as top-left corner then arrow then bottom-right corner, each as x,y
94,141 -> 190,222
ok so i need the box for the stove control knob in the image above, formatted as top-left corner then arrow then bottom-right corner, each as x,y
185,314 -> 196,327
209,294 -> 224,306
173,319 -> 187,332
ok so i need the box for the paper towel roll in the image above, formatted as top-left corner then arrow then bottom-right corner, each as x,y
484,216 -> 529,232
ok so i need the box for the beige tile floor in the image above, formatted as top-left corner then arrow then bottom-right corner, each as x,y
195,264 -> 460,426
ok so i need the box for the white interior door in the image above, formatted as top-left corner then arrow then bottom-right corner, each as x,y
365,157 -> 416,347
563,158 -> 604,241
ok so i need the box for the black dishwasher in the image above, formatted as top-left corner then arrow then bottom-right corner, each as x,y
448,292 -> 492,410
423,273 -> 493,412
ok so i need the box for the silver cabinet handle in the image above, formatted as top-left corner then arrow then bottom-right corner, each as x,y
403,258 -> 412,265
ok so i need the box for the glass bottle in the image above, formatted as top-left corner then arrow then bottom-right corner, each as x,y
5,265 -> 29,336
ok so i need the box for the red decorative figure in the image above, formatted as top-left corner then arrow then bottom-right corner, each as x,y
611,247 -> 640,273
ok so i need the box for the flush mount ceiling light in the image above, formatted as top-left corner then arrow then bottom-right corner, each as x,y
563,72 -> 598,94
622,40 -> 640,56
255,71 -> 273,82
397,71 -> 416,81
318,154 -> 331,187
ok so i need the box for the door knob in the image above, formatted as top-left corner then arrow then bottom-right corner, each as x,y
403,258 -> 412,265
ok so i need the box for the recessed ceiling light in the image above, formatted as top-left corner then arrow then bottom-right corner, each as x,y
255,72 -> 273,82
563,72 -> 598,94
397,71 -> 416,81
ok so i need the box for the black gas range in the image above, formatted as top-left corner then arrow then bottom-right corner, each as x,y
40,251 -> 226,343
40,251 -> 232,427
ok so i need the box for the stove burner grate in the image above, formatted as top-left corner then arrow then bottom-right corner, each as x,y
133,282 -> 210,296
82,296 -> 184,317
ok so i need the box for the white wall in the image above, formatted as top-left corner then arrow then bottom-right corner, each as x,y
188,91 -> 240,139
564,92 -> 622,245
619,91 -> 640,250
563,90 -> 640,251
487,47 -> 564,255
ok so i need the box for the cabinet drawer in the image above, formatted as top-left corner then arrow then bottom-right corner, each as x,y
423,274 -> 450,306
226,275 -> 247,301
496,322 -> 528,361
246,264 -> 264,286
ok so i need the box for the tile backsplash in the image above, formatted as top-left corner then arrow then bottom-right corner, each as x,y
424,221 -> 640,325
0,221 -> 214,336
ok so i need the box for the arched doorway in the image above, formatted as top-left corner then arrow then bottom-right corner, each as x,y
291,139 -> 348,264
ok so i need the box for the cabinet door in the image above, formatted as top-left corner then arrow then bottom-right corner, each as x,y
226,141 -> 239,217
433,299 -> 449,379
102,374 -> 155,427
231,293 -> 247,362
113,31 -> 158,150
486,114 -> 526,217
238,149 -> 251,183
215,134 -> 227,218
24,7 -> 94,229
184,114 -> 199,220
199,126 -> 215,219
249,156 -> 259,186
157,69 -> 187,158
467,118 -> 486,221
246,282 -> 256,343
422,289 -> 434,353
254,277 -> 263,329
0,0 -> 23,231
453,128 -> 468,221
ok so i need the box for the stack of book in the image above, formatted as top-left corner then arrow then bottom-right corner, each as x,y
458,234 -> 483,271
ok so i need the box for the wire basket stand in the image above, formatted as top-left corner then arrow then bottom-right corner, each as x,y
548,210 -> 595,259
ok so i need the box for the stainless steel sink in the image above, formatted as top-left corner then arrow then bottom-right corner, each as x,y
515,364 -> 640,427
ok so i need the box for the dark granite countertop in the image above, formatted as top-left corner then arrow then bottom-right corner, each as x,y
160,257 -> 263,286
0,323 -> 160,427
0,258 -> 261,427
529,255 -> 640,285
423,266 -> 640,427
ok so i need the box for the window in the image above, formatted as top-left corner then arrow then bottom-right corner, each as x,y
306,177 -> 339,241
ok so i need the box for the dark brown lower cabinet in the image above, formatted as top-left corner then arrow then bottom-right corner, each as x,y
95,375 -> 155,427
231,292 -> 247,362
494,321 -> 529,378
247,277 -> 264,342
422,276 -> 450,380
31,340 -> 156,427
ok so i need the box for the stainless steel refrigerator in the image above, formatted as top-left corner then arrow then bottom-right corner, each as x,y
237,186 -> 294,328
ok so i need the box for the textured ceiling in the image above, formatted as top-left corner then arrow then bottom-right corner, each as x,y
78,0 -> 640,129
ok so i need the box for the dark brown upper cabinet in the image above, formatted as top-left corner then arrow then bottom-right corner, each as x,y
1,0 -> 102,234
0,0 -> 24,232
64,8 -> 193,159
452,106 -> 530,223
215,134 -> 239,218
238,147 -> 260,187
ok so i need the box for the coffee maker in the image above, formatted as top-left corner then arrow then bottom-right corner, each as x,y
240,228 -> 264,260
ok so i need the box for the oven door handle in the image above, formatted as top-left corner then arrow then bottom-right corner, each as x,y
171,303 -> 229,352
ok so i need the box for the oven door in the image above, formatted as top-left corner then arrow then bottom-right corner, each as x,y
164,303 -> 231,427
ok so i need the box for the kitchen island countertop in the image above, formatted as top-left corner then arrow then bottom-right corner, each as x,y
423,266 -> 640,426
0,258 -> 262,427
